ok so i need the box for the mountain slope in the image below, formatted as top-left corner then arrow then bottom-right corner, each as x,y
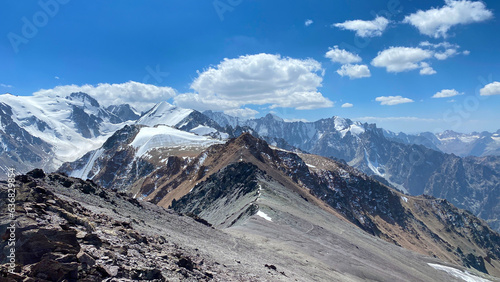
73,131 -> 499,276
164,134 -> 500,277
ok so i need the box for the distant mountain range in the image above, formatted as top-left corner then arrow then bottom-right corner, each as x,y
386,129 -> 500,157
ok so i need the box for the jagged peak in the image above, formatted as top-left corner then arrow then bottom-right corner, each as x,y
263,113 -> 284,122
231,132 -> 266,146
66,92 -> 100,108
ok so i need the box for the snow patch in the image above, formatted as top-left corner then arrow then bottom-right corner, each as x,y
401,196 -> 408,203
256,210 -> 272,222
69,148 -> 104,180
428,263 -> 489,282
364,148 -> 383,177
189,125 -> 217,136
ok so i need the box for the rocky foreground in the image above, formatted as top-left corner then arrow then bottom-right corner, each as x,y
1,168 -> 499,281
0,169 -> 294,281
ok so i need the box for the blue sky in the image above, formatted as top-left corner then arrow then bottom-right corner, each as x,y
1,0 -> 500,133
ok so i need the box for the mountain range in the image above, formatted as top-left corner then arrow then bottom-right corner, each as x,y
2,91 -> 500,279
2,138 -> 500,280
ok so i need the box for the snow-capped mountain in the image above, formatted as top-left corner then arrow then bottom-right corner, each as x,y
138,102 -> 230,139
386,129 -> 500,157
0,102 -> 53,175
58,123 -> 223,189
0,92 -> 138,176
202,110 -> 245,128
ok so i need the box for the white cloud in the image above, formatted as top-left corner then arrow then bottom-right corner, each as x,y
432,89 -> 463,98
375,95 -> 414,106
223,108 -> 259,119
34,81 -> 176,112
419,62 -> 437,75
284,118 -> 309,122
175,53 -> 333,111
419,41 -> 464,60
403,0 -> 493,38
333,16 -> 390,37
480,82 -> 500,96
419,41 -> 458,49
54,76 -> 60,80
463,50 -> 470,55
434,48 -> 458,60
0,84 -> 13,88
371,47 -> 433,73
357,116 -> 438,122
336,64 -> 371,79
305,19 -> 313,26
325,46 -> 362,64
341,102 -> 353,108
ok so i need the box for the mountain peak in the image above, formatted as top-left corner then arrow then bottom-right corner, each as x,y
66,92 -> 100,107
231,132 -> 265,148
263,113 -> 284,122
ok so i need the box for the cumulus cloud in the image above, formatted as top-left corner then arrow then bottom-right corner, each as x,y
419,41 -> 465,60
284,118 -> 309,122
434,48 -> 458,60
432,89 -> 463,98
341,103 -> 353,108
333,16 -> 390,37
325,46 -> 362,64
223,108 -> 259,119
480,82 -> 500,96
375,95 -> 414,106
371,47 -> 433,73
34,81 -> 176,112
305,19 -> 313,26
175,53 -> 333,111
357,116 -> 439,122
420,41 -> 453,49
336,64 -> 371,79
403,0 -> 493,38
419,62 -> 437,75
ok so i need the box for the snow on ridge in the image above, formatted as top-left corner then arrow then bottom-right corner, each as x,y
137,101 -> 193,127
130,125 -> 221,157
